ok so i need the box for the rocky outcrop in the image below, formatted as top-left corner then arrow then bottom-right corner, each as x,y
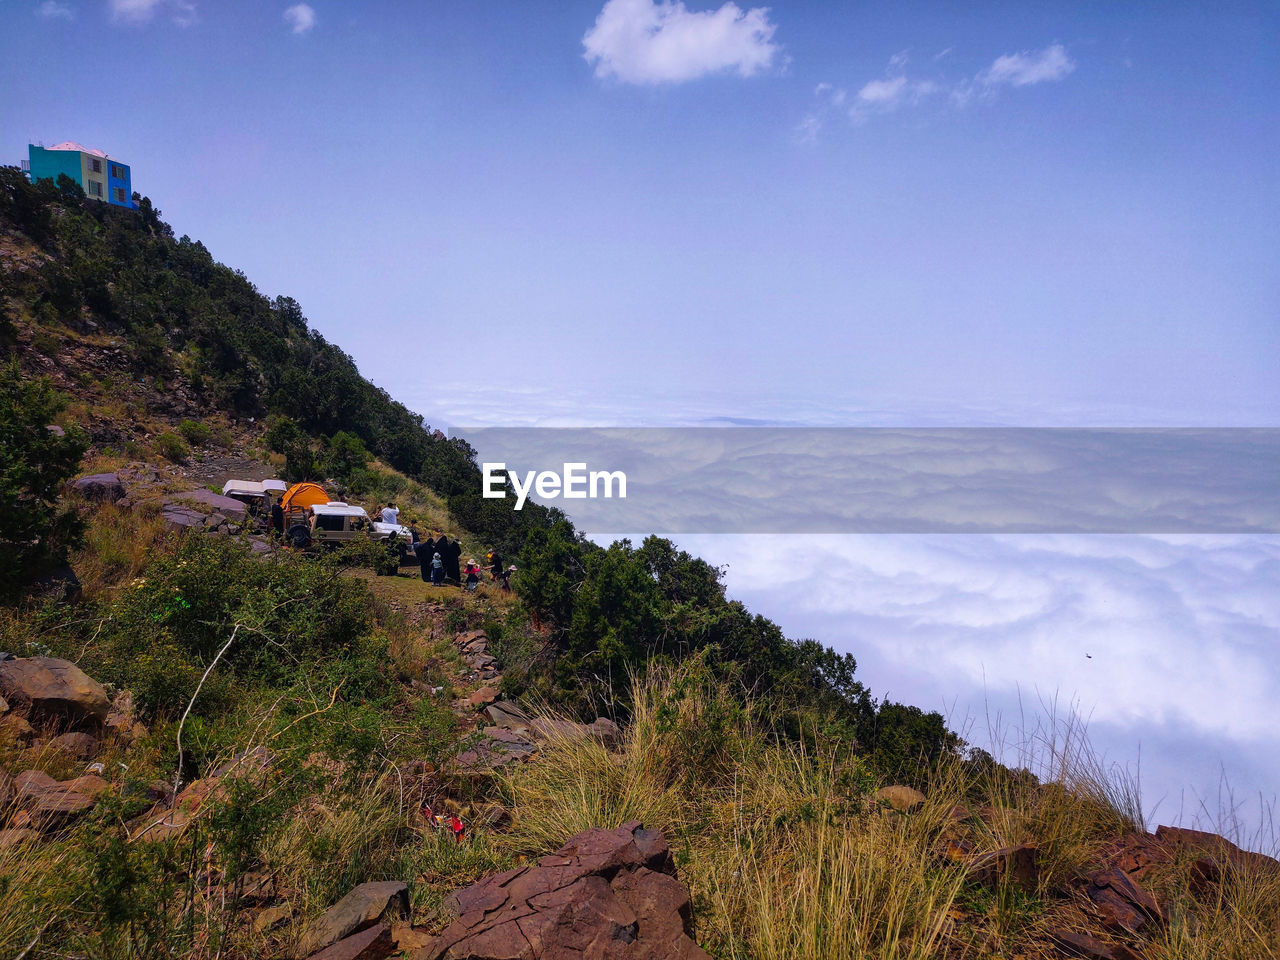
416,821 -> 708,960
10,770 -> 110,831
874,785 -> 926,812
0,656 -> 110,727
161,489 -> 247,534
70,472 -> 126,503
296,881 -> 409,957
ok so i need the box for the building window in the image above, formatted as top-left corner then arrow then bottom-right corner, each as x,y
88,180 -> 102,197
110,164 -> 125,179
89,158 -> 102,173
115,187 -> 126,203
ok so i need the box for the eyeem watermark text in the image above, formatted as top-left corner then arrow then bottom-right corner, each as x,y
482,462 -> 627,511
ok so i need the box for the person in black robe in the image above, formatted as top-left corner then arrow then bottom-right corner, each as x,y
270,501 -> 284,538
445,537 -> 462,584
415,536 -> 436,583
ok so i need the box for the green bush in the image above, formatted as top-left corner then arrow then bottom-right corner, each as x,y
0,362 -> 87,599
177,419 -> 211,446
80,535 -> 380,719
152,431 -> 189,462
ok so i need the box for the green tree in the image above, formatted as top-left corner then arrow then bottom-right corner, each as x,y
0,363 -> 87,599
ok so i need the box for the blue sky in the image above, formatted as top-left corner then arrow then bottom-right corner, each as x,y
3,0 -> 1278,840
3,0 -> 1276,425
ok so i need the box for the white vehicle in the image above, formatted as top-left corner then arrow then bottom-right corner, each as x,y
222,478 -> 288,513
294,501 -> 370,549
286,502 -> 415,557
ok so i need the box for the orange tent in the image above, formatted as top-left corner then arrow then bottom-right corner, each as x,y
279,482 -> 330,514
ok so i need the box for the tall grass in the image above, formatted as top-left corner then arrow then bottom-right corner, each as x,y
502,661 -> 1275,960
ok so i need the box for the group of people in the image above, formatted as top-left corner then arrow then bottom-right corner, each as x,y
372,502 -> 515,591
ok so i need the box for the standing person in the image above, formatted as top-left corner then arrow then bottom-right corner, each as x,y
465,558 -> 480,592
431,549 -> 444,586
445,537 -> 462,584
500,564 -> 515,592
270,500 -> 285,538
488,550 -> 503,582
413,539 -> 432,582
381,502 -> 400,524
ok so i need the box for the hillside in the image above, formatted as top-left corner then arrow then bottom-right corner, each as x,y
1,169 -> 1277,960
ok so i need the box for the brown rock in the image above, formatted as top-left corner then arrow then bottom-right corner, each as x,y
485,701 -> 531,730
467,686 -> 500,709
305,923 -> 394,960
253,902 -> 293,935
419,821 -> 707,960
14,769 -> 58,801
968,844 -> 1039,892
874,785 -> 926,812
296,881 -> 409,957
31,788 -> 96,829
51,731 -> 100,760
0,657 -> 110,727
1154,824 -> 1279,874
61,774 -> 110,797
1051,929 -> 1118,959
590,718 -> 621,745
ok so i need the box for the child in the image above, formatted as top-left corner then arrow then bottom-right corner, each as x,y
465,558 -> 480,592
431,550 -> 444,586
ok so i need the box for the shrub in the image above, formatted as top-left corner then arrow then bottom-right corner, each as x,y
177,418 -> 212,446
152,431 -> 189,462
0,362 -> 87,599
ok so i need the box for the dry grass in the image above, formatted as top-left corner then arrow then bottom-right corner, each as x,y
73,500 -> 173,599
501,663 -> 1276,960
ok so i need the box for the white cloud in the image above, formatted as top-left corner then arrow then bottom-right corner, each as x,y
583,0 -> 780,85
849,60 -> 939,121
36,1 -> 75,19
109,0 -> 194,25
825,42 -> 1075,127
685,532 -> 1280,835
858,75 -> 908,104
283,2 -> 315,34
981,43 -> 1076,87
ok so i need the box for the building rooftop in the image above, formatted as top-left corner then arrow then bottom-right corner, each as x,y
45,141 -> 110,158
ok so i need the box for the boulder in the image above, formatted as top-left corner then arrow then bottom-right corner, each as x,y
1050,929 -> 1119,960
161,503 -> 210,532
484,701 -> 531,730
590,718 -> 621,746
31,789 -> 96,830
1085,867 -> 1165,934
454,728 -> 538,773
967,844 -> 1038,892
296,881 -> 409,957
71,473 -> 126,503
419,821 -> 708,960
873,785 -> 926,813
253,902 -> 294,935
0,656 -> 110,727
304,923 -> 395,960
12,770 -> 108,831
51,731 -> 100,761
467,686 -> 500,709
172,488 -> 248,517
